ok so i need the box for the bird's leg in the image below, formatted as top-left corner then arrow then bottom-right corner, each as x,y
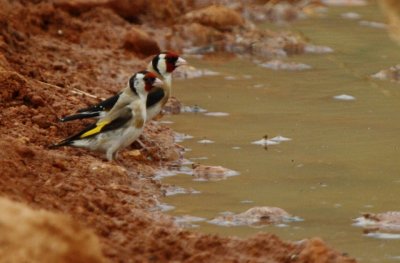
136,138 -> 147,149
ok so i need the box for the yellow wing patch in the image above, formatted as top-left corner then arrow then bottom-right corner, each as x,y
80,120 -> 110,138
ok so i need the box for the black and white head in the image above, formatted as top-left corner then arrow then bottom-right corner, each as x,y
129,71 -> 163,98
150,51 -> 187,78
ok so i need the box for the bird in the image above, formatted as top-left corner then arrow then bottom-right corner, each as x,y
50,71 -> 163,161
59,51 -> 187,122
146,51 -> 187,120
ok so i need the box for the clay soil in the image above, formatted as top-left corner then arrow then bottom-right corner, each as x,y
0,1 -> 356,262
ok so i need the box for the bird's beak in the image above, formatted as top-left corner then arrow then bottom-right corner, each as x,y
153,78 -> 164,88
176,57 -> 188,67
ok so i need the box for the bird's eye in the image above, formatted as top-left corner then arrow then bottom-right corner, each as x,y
145,77 -> 155,84
167,57 -> 178,64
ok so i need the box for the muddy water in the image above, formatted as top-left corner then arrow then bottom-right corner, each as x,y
162,2 -> 400,262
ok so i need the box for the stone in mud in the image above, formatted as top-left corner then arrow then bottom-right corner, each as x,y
192,163 -> 239,181
248,31 -> 306,58
183,5 -> 244,31
141,122 -> 183,162
123,27 -> 160,58
0,197 -> 105,263
354,211 -> 400,234
163,96 -> 182,115
372,65 -> 400,82
209,206 -> 296,226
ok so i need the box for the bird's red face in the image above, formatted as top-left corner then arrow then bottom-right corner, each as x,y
164,51 -> 188,73
144,72 -> 163,92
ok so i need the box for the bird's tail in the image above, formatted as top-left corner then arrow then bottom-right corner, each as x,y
59,111 -> 100,122
48,139 -> 72,149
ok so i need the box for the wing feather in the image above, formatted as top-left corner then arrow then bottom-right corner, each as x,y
51,107 -> 133,148
79,108 -> 133,139
78,92 -> 122,113
146,88 -> 165,108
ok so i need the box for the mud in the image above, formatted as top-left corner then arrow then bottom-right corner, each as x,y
0,0 -> 356,262
0,197 -> 105,263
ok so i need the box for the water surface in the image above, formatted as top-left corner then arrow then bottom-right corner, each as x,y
163,2 -> 400,262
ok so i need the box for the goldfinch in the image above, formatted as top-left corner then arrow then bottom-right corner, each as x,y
50,71 -> 163,161
59,51 -> 187,122
146,51 -> 187,120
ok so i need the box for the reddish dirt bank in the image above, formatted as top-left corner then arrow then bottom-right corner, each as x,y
0,1 -> 356,262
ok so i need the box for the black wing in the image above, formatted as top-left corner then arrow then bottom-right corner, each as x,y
59,111 -> 101,122
51,108 -> 132,147
78,92 -> 122,113
146,88 -> 165,108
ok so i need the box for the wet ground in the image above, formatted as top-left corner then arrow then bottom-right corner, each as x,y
163,2 -> 400,262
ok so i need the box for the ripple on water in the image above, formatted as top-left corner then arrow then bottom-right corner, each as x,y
197,139 -> 215,144
253,84 -> 264,89
259,60 -> 312,71
252,135 -> 292,147
204,112 -> 229,117
154,169 -> 179,180
224,76 -> 237,80
192,164 -> 239,181
270,135 -> 292,142
304,45 -> 334,54
164,185 -> 201,196
173,65 -> 220,79
174,215 -> 207,228
158,120 -> 174,124
189,156 -> 209,160
341,12 -> 361,20
154,165 -> 193,180
240,200 -> 254,204
151,203 -> 175,212
251,138 -> 279,146
333,94 -> 356,101
365,232 -> 400,240
181,105 -> 207,113
174,132 -> 194,142
359,20 -> 387,29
